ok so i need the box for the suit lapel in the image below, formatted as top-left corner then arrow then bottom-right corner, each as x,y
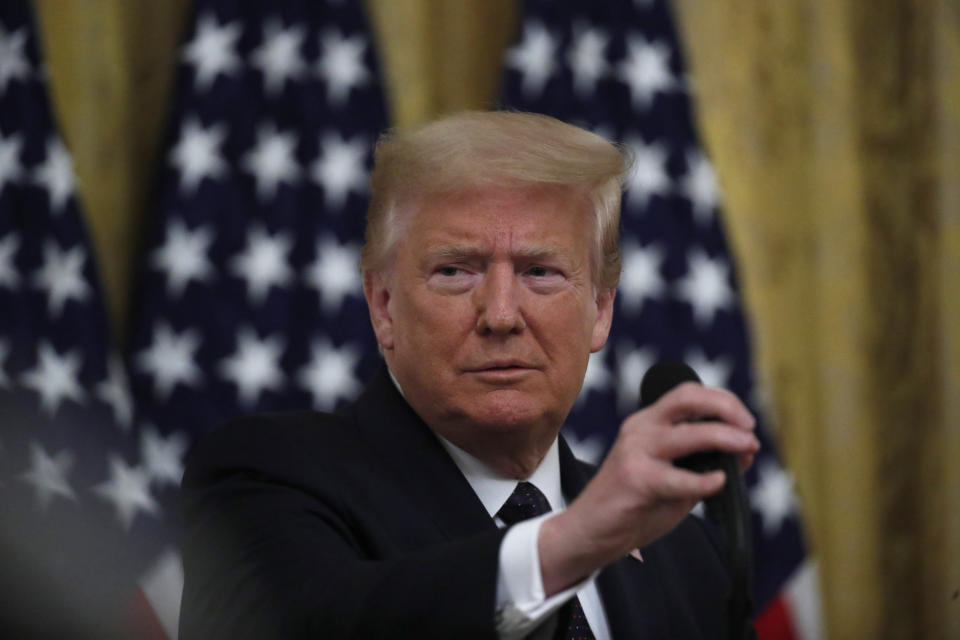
352,373 -> 674,637
558,437 -> 672,639
352,368 -> 498,541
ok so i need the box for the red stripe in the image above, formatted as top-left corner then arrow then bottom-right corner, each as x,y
755,595 -> 799,640
126,588 -> 171,640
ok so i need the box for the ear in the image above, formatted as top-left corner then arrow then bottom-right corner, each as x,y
590,288 -> 615,353
363,269 -> 395,350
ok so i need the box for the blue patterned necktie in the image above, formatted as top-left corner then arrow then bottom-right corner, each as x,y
497,482 -> 596,640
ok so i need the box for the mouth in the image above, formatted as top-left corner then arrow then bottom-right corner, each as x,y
465,361 -> 538,381
469,361 -> 535,372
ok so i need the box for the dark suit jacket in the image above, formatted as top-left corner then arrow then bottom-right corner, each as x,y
179,368 -> 736,639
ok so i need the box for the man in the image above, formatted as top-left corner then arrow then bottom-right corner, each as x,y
179,111 -> 759,639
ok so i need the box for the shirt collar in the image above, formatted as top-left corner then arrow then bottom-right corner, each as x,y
387,367 -> 565,514
438,436 -> 564,517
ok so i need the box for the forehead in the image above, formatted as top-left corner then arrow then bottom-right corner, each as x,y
401,185 -> 593,253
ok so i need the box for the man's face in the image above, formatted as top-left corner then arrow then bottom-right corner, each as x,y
364,185 -> 614,464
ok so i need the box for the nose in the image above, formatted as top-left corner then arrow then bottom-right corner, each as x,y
474,264 -> 526,335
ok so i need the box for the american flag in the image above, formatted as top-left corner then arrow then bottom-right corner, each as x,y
125,0 -> 388,634
0,1 -> 180,638
498,0 -> 823,638
127,0 -> 388,438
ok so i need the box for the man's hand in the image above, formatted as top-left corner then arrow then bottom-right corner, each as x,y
538,382 -> 759,595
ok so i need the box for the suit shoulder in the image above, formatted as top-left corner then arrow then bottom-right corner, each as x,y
182,410 -> 358,489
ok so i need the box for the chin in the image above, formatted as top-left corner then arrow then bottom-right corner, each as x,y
466,392 -> 556,433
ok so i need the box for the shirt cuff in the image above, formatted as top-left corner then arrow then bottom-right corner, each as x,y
494,510 -> 594,640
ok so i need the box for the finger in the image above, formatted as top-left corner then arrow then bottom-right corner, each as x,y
651,382 -> 755,431
647,462 -> 727,501
654,421 -> 760,460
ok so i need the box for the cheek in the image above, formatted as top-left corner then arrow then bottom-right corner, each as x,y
535,311 -> 592,365
397,293 -> 473,350
539,295 -> 597,339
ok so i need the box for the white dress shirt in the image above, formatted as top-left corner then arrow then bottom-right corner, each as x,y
438,437 -> 612,640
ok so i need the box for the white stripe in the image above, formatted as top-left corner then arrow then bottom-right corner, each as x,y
785,560 -> 826,640
140,548 -> 184,640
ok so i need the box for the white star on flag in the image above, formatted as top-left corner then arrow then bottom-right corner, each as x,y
136,323 -> 204,400
304,235 -> 361,314
682,150 -> 721,224
169,117 -> 228,194
568,24 -> 610,97
96,355 -> 134,429
140,427 -> 189,487
624,137 -> 671,211
691,502 -> 706,518
316,29 -> 370,106
229,225 -> 294,304
615,342 -> 656,414
31,239 -> 91,316
33,137 -> 76,213
19,442 -> 76,510
241,122 -> 300,200
677,249 -> 733,327
151,218 -> 216,297
0,23 -> 30,92
218,328 -> 285,407
617,35 -> 674,110
685,349 -> 733,389
181,13 -> 242,90
506,21 -> 557,98
310,132 -> 368,210
751,459 -> 798,536
0,129 -> 24,195
619,240 -> 665,314
561,431 -> 606,465
93,455 -> 159,531
250,21 -> 307,95
576,347 -> 612,406
297,338 -> 362,411
0,232 -> 20,289
20,341 -> 86,415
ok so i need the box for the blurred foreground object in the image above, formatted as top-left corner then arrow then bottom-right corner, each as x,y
0,1 -> 179,637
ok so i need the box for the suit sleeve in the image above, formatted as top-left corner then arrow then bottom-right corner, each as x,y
177,419 -> 506,640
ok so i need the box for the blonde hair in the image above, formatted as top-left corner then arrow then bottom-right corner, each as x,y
361,111 -> 631,291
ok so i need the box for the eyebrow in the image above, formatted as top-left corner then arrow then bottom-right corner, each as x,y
428,243 -> 569,261
429,244 -> 487,260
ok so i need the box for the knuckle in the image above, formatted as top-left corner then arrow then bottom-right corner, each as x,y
611,454 -> 638,486
674,382 -> 700,403
647,465 -> 668,488
620,412 -> 644,434
628,456 -> 658,488
718,391 -> 742,416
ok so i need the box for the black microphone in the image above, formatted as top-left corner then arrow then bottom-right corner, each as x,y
639,361 -> 754,640
639,362 -> 730,476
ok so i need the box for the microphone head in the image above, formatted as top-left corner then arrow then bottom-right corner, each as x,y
639,361 -> 702,408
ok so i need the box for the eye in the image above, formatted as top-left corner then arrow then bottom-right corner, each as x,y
427,264 -> 476,293
522,264 -> 566,293
526,265 -> 555,277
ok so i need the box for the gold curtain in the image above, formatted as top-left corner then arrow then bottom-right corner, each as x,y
33,1 -> 960,638
673,3 -> 960,638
